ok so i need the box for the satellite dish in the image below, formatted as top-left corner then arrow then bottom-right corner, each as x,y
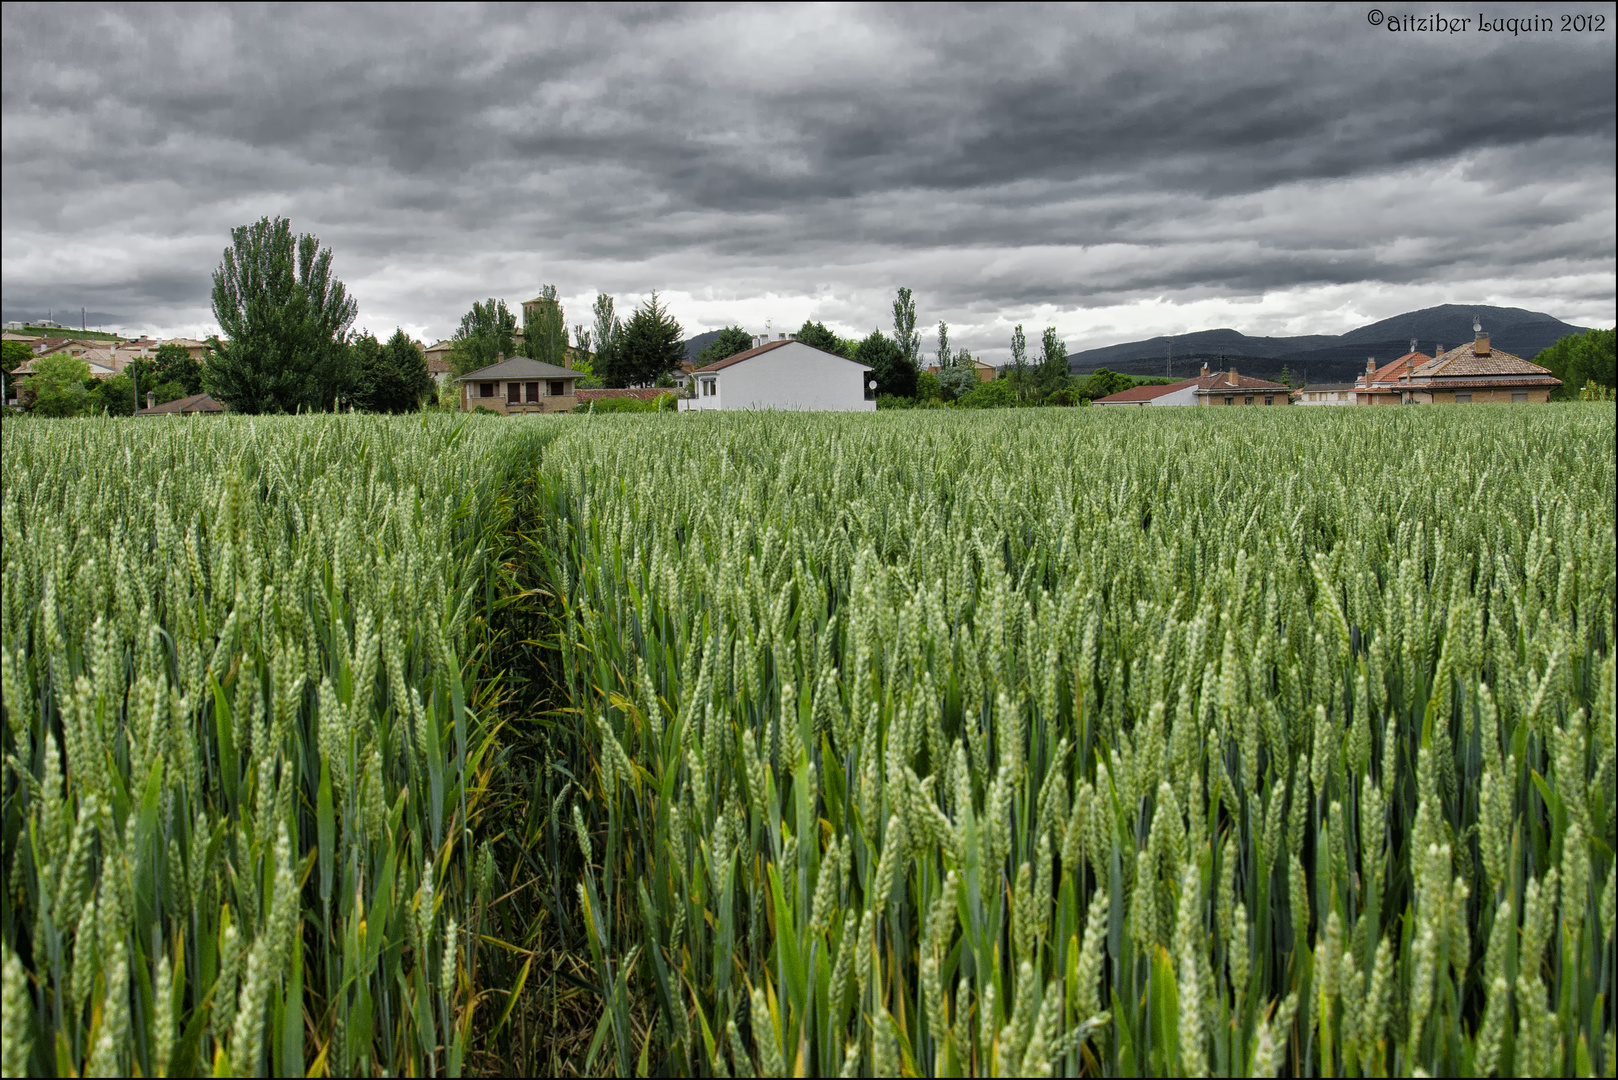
1473,316 -> 1482,333
868,380 -> 877,390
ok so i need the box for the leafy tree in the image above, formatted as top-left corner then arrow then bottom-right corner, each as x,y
855,330 -> 915,399
354,329 -> 435,412
1039,327 -> 1069,396
525,285 -> 568,369
25,354 -> 91,416
916,370 -> 943,401
2,340 -> 28,373
589,294 -> 621,380
891,287 -> 920,372
571,324 -> 594,375
449,299 -> 518,377
1533,328 -> 1616,399
933,321 -> 952,370
601,292 -> 685,388
86,373 -> 137,416
1080,368 -> 1133,400
698,326 -> 754,367
937,365 -> 979,402
1009,325 -> 1030,401
956,378 -> 1015,409
153,342 -> 204,396
205,216 -> 358,414
794,320 -> 845,356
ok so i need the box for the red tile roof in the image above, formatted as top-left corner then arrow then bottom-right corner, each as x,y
1094,378 -> 1197,403
1191,370 -> 1289,394
135,392 -> 226,415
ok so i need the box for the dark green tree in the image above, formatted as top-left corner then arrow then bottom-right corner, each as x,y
524,285 -> 568,368
698,325 -> 755,366
153,342 -> 204,396
1080,368 -> 1133,400
24,354 -> 91,416
892,287 -> 920,372
855,330 -> 915,399
1039,326 -> 1069,397
586,294 -> 621,382
2,340 -> 28,374
354,329 -> 435,412
601,292 -> 684,388
87,373 -> 138,416
204,216 -> 358,414
1533,327 -> 1616,398
449,299 -> 518,376
794,320 -> 845,356
1009,325 -> 1030,401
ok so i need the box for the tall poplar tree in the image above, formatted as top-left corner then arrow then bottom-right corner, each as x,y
524,284 -> 568,368
448,299 -> 518,376
205,216 -> 358,413
1039,326 -> 1069,395
892,287 -> 920,372
1010,324 -> 1029,401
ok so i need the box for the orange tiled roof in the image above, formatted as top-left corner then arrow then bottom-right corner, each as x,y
1191,370 -> 1289,394
1412,342 -> 1556,379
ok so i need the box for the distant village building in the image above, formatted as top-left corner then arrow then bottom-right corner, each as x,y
926,358 -> 997,383
1092,378 -> 1200,406
1190,364 -> 1291,406
683,338 -> 875,412
421,340 -> 456,387
455,356 -> 587,413
1293,382 -> 1359,405
1354,323 -> 1559,403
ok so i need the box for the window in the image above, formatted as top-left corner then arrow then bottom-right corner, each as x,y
479,382 -> 495,398
1224,396 -> 1233,406
1244,395 -> 1254,406
549,380 -> 565,397
507,382 -> 520,404
1512,391 -> 1527,403
525,382 -> 540,403
1454,392 -> 1472,404
702,379 -> 716,397
1264,395 -> 1274,406
1337,392 -> 1347,401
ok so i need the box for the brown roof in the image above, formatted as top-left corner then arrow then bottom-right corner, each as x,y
1094,378 -> 1197,403
576,388 -> 672,402
1190,370 -> 1288,394
1411,342 -> 1557,380
1359,351 -> 1431,386
136,392 -> 226,415
692,338 -> 870,373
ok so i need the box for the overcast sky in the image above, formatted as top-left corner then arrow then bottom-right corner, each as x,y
3,3 -> 1614,358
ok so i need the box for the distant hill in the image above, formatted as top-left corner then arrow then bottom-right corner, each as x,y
1065,305 -> 1594,384
683,329 -> 725,366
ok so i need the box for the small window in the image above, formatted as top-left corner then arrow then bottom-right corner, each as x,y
1244,395 -> 1254,406
1264,394 -> 1274,406
1454,392 -> 1472,404
1337,392 -> 1346,401
1512,391 -> 1527,403
507,382 -> 520,404
1224,396 -> 1233,406
479,382 -> 495,398
549,380 -> 565,397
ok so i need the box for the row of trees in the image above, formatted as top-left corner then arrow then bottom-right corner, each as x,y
689,287 -> 1142,408
447,289 -> 687,390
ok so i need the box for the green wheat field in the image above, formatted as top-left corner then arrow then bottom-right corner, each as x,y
1,405 -> 1613,1077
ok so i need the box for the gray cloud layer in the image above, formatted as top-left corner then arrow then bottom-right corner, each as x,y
3,2 -> 1613,356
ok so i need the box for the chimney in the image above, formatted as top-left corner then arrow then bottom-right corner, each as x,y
1228,365 -> 1238,380
146,391 -> 156,410
1366,356 -> 1376,375
1435,344 -> 1443,357
1472,317 -> 1488,355
1200,361 -> 1209,378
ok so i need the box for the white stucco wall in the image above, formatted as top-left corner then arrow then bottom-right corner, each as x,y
690,342 -> 876,411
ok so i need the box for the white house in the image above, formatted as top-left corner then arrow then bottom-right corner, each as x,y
684,338 -> 876,411
1293,382 -> 1358,405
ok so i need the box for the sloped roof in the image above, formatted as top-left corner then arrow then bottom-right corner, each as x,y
1094,378 -> 1197,403
1360,351 -> 1431,385
136,393 -> 226,415
456,356 -> 588,381
1411,342 -> 1557,380
693,338 -> 872,373
1191,370 -> 1288,394
1297,382 -> 1358,393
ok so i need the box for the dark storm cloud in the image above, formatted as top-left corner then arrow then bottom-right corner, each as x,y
2,2 -> 1612,353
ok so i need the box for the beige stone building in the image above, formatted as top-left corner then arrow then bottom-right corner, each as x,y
456,356 -> 587,413
1356,322 -> 1559,404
